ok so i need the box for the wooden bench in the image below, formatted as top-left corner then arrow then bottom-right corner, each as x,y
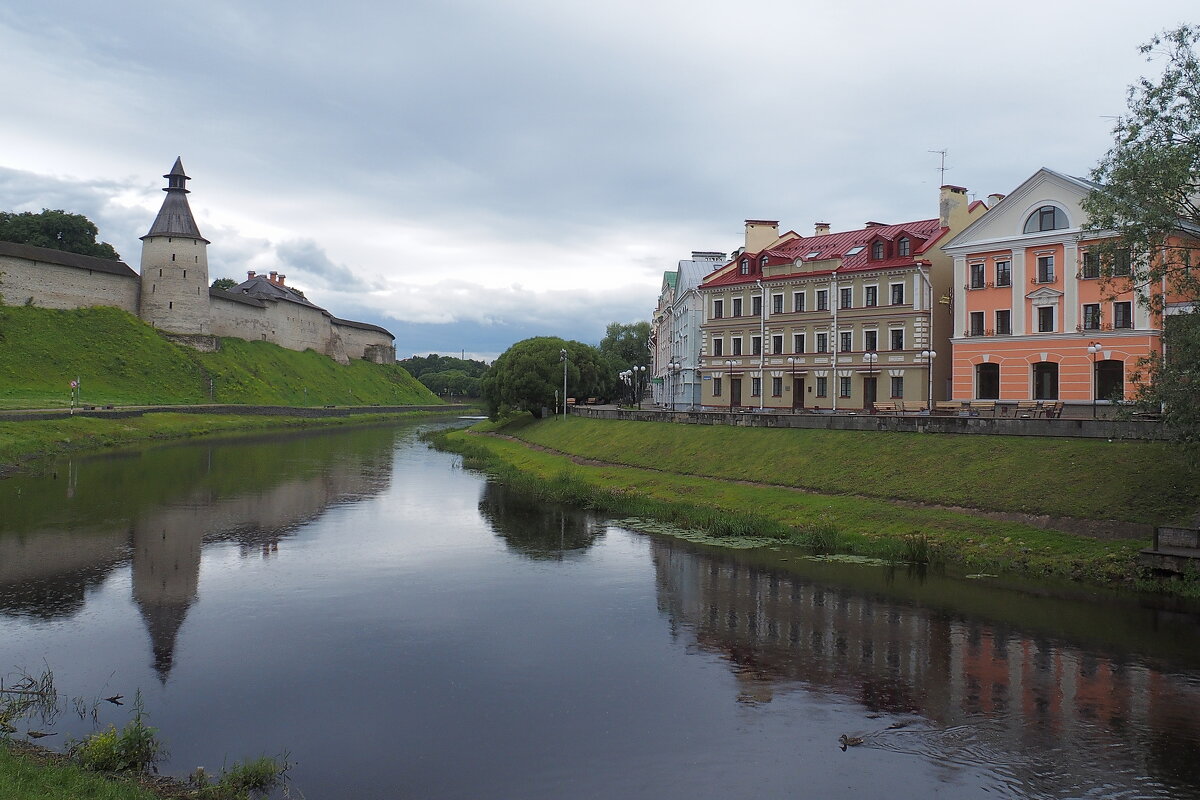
872,402 -> 899,414
586,397 -> 598,405
968,401 -> 996,416
935,401 -> 965,415
566,397 -> 577,405
1045,401 -> 1064,418
1015,400 -> 1040,418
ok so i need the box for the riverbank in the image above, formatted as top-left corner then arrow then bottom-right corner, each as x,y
0,406 -> 472,475
435,415 -> 1200,594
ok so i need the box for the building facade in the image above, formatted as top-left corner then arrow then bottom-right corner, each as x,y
650,251 -> 725,409
696,187 -> 986,412
942,168 -> 1172,407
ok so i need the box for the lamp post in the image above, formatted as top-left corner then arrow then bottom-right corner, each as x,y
863,351 -> 878,411
667,361 -> 681,412
559,348 -> 568,420
1087,342 -> 1102,418
724,359 -> 734,410
919,349 -> 937,411
786,356 -> 799,411
633,364 -> 647,410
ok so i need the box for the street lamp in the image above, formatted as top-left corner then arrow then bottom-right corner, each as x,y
633,364 -> 647,410
919,349 -> 937,411
786,356 -> 799,411
724,359 -> 736,410
1087,342 -> 1102,418
667,361 -> 681,412
559,349 -> 568,420
862,351 -> 878,411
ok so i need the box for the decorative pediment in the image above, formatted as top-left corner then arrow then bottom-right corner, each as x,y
942,168 -> 1097,251
1026,287 -> 1064,305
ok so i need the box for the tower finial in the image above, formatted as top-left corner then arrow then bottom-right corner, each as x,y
164,157 -> 189,193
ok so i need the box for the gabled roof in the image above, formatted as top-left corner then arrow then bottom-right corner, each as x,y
0,240 -> 137,278
141,157 -> 209,243
229,274 -> 327,313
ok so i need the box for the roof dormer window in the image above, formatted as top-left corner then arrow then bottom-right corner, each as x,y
740,258 -> 749,275
759,255 -> 768,268
897,237 -> 910,257
871,241 -> 885,260
1023,205 -> 1068,233
844,246 -> 864,256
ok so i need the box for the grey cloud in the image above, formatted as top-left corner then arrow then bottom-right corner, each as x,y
274,239 -> 380,293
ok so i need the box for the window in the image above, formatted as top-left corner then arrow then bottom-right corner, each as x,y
771,376 -> 783,396
158,269 -> 162,277
772,334 -> 783,354
839,287 -> 853,308
1083,303 -> 1101,330
759,255 -> 769,268
845,246 -> 864,256
712,338 -> 723,356
890,376 -> 904,398
890,283 -> 905,305
171,254 -> 176,262
970,263 -> 985,289
1037,306 -> 1055,332
793,292 -> 805,312
712,299 -> 724,319
732,298 -> 743,317
752,296 -> 762,316
839,331 -> 852,352
1114,301 -> 1133,329
1113,250 -> 1132,276
1096,360 -> 1124,400
816,333 -> 829,353
182,269 -> 187,278
969,311 -> 985,336
1024,206 -> 1068,233
751,336 -> 762,356
872,241 -> 885,260
732,338 -> 743,356
816,376 -> 828,397
740,258 -> 749,275
772,294 -> 784,314
995,310 -> 1011,335
890,329 -> 904,350
865,286 -> 878,307
995,260 -> 1011,287
751,377 -> 762,397
898,237 -> 910,257
816,290 -> 829,311
839,376 -> 852,397
1082,252 -> 1100,279
976,363 -> 1000,400
1033,361 -> 1058,400
794,333 -> 806,353
713,376 -> 722,397
864,330 -> 878,351
1036,255 -> 1055,283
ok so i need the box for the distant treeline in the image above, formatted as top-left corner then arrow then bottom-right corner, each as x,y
398,354 -> 489,397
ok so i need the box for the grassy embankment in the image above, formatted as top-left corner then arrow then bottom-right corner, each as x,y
439,415 -> 1200,589
0,305 -> 437,409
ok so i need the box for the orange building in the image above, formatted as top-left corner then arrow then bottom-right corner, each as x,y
942,168 -> 1179,409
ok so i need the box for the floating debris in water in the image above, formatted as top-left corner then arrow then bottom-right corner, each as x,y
964,573 -> 999,579
801,554 -> 890,567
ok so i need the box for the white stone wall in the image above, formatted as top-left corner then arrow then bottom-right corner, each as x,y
138,236 -> 211,334
0,254 -> 138,312
210,297 -> 274,342
334,323 -> 396,363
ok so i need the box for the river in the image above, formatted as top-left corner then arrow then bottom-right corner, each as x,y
1,419 -> 1199,799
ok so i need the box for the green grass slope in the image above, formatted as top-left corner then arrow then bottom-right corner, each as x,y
513,416 -> 1200,526
0,305 -> 439,408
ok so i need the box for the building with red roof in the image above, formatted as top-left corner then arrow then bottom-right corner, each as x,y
696,186 -> 987,411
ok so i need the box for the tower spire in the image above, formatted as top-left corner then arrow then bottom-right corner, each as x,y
142,157 -> 208,242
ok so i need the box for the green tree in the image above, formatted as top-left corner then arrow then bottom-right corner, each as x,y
211,277 -> 237,291
1082,25 -> 1200,443
419,369 -> 480,397
481,337 -> 607,419
0,209 -> 121,260
398,353 -> 489,379
598,321 -> 651,368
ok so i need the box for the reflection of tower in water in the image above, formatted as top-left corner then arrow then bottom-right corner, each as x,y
131,506 -> 203,684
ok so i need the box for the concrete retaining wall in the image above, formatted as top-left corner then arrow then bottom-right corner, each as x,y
569,406 -> 1164,440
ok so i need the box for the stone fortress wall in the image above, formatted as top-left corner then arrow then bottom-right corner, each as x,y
0,159 -> 395,365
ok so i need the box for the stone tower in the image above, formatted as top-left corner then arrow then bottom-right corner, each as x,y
138,157 -> 212,333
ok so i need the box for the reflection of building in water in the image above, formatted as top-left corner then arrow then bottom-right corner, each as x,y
651,539 -> 1200,795
0,434 -> 395,682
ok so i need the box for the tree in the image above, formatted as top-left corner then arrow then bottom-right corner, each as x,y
0,209 -> 121,260
598,321 -> 651,368
398,353 -> 489,379
481,337 -> 608,419
1082,25 -> 1200,442
211,277 -> 237,291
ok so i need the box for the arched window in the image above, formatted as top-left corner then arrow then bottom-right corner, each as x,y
976,363 -> 999,400
739,258 -> 749,275
871,241 -> 885,260
1095,359 -> 1124,401
1023,205 -> 1069,233
759,254 -> 769,268
897,237 -> 910,257
1032,361 -> 1058,400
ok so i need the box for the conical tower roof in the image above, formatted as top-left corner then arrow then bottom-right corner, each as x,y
141,157 -> 210,243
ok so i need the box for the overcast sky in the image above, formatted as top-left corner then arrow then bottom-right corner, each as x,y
1,2 -> 1194,360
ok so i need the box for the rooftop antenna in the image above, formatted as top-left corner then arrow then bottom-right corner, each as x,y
929,149 -> 949,184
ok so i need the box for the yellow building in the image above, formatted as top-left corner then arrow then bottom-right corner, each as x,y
697,187 -> 987,411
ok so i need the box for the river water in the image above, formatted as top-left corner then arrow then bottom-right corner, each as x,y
2,420 -> 1200,799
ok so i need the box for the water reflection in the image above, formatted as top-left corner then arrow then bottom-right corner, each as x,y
0,426 -> 398,681
650,538 -> 1200,798
479,482 -> 605,560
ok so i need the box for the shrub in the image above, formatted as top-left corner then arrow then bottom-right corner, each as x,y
74,694 -> 165,773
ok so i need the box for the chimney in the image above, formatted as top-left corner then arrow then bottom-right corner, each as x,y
939,185 -> 969,229
247,270 -> 256,280
987,193 -> 1006,208
744,219 -> 780,254
276,274 -> 286,287
814,222 -> 830,236
864,221 -> 886,228
268,270 -> 279,285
